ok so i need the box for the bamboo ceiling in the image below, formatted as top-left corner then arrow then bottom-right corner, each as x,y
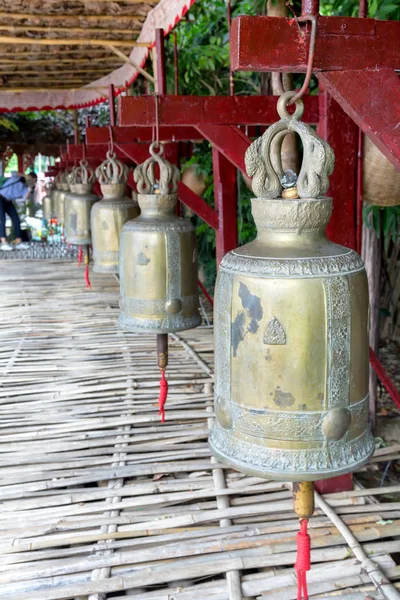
0,0 -> 195,111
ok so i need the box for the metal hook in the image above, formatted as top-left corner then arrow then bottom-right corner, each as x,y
287,15 -> 318,105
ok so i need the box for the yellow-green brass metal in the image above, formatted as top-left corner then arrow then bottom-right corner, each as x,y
91,152 -> 140,274
42,183 -> 57,220
119,142 -> 201,334
64,161 -> 99,246
54,171 -> 70,224
293,481 -> 315,519
209,95 -> 374,482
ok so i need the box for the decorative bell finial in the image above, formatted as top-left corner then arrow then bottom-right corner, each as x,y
91,152 -> 139,274
119,142 -> 201,421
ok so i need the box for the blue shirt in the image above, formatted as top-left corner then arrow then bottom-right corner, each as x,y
0,175 -> 28,201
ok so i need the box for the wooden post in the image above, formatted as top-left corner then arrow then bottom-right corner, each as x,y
17,154 -> 24,173
155,28 -> 167,96
108,84 -> 116,127
213,148 -> 238,267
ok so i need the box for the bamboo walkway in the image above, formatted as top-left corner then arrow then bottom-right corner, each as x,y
0,260 -> 400,600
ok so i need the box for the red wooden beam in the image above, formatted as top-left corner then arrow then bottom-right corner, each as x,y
155,28 -> 167,96
231,16 -> 400,72
86,126 -> 201,145
370,347 -> 400,409
213,149 -> 238,265
196,125 -> 250,174
178,182 -> 218,230
317,93 -> 358,250
119,95 -> 319,127
318,70 -> 400,171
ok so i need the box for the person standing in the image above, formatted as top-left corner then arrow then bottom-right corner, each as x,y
0,172 -> 31,251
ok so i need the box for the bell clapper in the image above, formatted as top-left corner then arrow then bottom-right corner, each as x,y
157,334 -> 169,423
293,481 -> 314,600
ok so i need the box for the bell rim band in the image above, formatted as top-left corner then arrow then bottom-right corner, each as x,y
209,424 -> 375,482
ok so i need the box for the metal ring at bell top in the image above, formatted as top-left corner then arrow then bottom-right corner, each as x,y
277,91 -> 304,120
149,141 -> 164,157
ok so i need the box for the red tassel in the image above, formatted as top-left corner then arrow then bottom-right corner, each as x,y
158,369 -> 168,423
78,246 -> 83,266
84,264 -> 91,290
295,519 -> 311,600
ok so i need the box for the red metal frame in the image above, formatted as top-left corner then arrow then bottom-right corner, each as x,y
60,22 -> 399,496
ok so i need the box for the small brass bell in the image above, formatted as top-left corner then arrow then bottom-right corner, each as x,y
42,182 -> 57,221
119,142 -> 201,420
64,160 -> 99,246
91,151 -> 140,274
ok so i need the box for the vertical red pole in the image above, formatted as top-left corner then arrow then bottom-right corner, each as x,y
315,92 -> 358,495
173,32 -> 179,95
108,84 -> 116,127
213,149 -> 238,267
17,154 -> 24,174
317,92 -> 358,250
155,28 -> 167,96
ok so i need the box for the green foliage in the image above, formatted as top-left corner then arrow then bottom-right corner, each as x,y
165,0 -> 261,96
363,204 -> 400,253
321,0 -> 400,18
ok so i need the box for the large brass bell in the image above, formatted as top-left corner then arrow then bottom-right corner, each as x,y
64,160 -> 99,246
42,182 -> 57,221
119,142 -> 201,334
209,92 -> 374,484
91,151 -> 140,273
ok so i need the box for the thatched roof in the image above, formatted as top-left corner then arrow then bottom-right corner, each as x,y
0,0 -> 195,112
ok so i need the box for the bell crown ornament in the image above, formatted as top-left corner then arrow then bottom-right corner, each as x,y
209,93 -> 374,482
95,151 -> 129,199
134,141 -> 180,197
73,159 -> 95,194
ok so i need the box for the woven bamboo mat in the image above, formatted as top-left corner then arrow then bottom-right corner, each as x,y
0,260 -> 399,600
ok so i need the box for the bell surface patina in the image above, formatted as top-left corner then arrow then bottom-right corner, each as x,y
64,160 -> 99,246
209,93 -> 374,482
42,182 -> 57,221
119,142 -> 201,334
92,151 -> 140,273
55,171 -> 70,225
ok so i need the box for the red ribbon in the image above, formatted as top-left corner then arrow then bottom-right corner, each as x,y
158,369 -> 168,423
84,264 -> 91,290
295,519 -> 311,600
77,246 -> 83,266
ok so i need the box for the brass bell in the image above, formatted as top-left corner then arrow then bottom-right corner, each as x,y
91,151 -> 140,274
119,142 -> 201,420
42,182 -> 57,221
55,171 -> 70,225
209,92 -> 374,485
119,142 -> 201,335
64,160 -> 99,246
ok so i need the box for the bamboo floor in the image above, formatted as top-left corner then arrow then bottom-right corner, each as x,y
1,260 -> 400,600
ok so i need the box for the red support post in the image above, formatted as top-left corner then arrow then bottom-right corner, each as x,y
108,84 -> 116,127
213,148 -> 238,266
17,154 -> 24,173
155,28 -> 167,96
317,92 -> 358,250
